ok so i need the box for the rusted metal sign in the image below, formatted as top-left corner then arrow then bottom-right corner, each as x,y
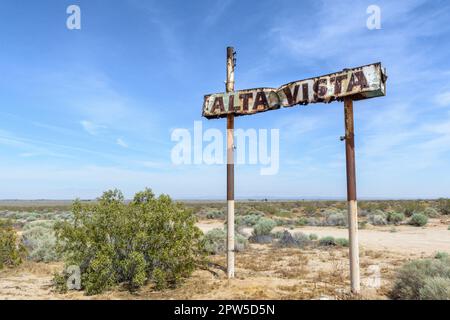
202,62 -> 387,119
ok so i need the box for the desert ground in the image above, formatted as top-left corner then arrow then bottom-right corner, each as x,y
0,200 -> 449,300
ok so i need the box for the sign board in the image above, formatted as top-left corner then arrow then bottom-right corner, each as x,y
202,62 -> 387,119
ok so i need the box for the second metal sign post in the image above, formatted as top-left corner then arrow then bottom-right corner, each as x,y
226,47 -> 235,279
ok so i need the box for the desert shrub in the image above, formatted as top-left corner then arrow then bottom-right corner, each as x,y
276,231 -> 311,248
205,209 -> 223,219
409,213 -> 428,227
359,221 -> 368,229
402,201 -> 425,217
22,220 -> 58,262
390,257 -> 450,300
273,218 -> 294,227
254,203 -> 277,215
236,213 -> 262,227
0,219 -> 25,269
358,209 -> 370,217
202,228 -> 248,254
424,207 -> 439,218
275,209 -> 292,218
368,212 -> 387,225
309,233 -> 318,241
324,210 -> 347,226
54,189 -> 203,295
438,198 -> 450,215
387,212 -> 405,225
434,252 -> 449,260
249,217 -> 276,244
306,217 -> 321,226
335,238 -> 349,247
303,203 -> 317,216
296,217 -> 308,226
252,218 -> 276,237
272,231 -> 285,239
276,230 -> 297,247
293,232 -> 311,248
419,277 -> 450,300
319,236 -> 336,247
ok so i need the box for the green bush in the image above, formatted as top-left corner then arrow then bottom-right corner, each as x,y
205,209 -> 223,219
296,217 -> 308,226
202,228 -> 248,254
309,233 -> 318,241
293,232 -> 311,248
0,219 -> 25,269
276,231 -> 311,248
54,189 -> 203,295
424,207 -> 439,218
390,257 -> 450,300
319,236 -> 336,246
275,209 -> 292,218
419,277 -> 450,300
252,218 -> 276,236
438,198 -> 450,215
335,238 -> 349,247
368,212 -> 387,226
402,201 -> 425,217
387,212 -> 405,225
434,252 -> 449,260
236,213 -> 262,227
323,210 -> 347,226
276,230 -> 297,248
22,220 -> 58,262
303,204 -> 317,216
306,217 -> 321,226
409,213 -> 428,227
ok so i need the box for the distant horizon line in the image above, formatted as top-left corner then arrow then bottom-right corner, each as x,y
0,196 -> 448,202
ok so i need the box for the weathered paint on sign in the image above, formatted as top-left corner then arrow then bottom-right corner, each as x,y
202,62 -> 387,119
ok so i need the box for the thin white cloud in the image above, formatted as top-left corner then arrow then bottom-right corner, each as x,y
116,138 -> 128,148
80,120 -> 106,136
434,91 -> 450,107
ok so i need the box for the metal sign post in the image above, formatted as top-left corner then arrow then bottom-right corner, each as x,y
226,47 -> 235,279
343,97 -> 360,294
202,47 -> 387,293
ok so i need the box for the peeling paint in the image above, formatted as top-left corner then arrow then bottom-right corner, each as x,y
203,63 -> 387,119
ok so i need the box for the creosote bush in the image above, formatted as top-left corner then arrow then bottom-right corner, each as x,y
318,236 -> 349,247
424,207 -> 439,218
409,213 -> 428,227
387,212 -> 405,225
438,198 -> 450,215
54,189 -> 203,295
0,219 -> 25,269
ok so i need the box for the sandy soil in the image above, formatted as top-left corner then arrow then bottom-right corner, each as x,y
288,222 -> 450,256
0,220 -> 448,300
199,219 -> 450,255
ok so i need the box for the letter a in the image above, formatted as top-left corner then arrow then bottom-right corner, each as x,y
67,5 -> 81,30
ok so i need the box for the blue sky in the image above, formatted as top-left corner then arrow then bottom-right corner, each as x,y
0,0 -> 450,199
